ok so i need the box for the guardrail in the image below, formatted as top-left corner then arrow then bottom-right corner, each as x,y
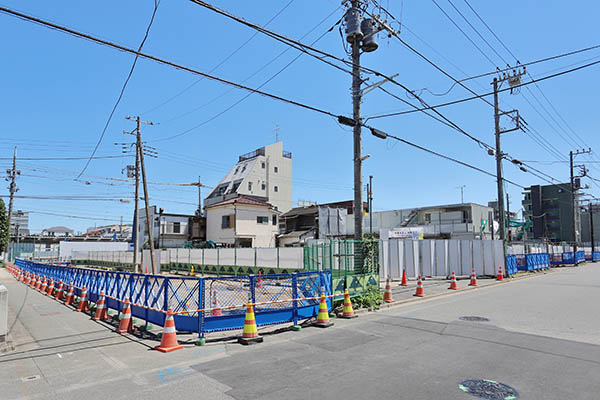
14,260 -> 332,339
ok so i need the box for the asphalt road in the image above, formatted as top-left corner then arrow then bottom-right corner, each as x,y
1,263 -> 599,400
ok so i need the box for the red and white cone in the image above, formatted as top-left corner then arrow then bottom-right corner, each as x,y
40,277 -> 48,293
92,292 -> 108,321
383,276 -> 395,303
413,276 -> 426,297
24,273 -> 31,285
55,281 -> 64,300
34,275 -> 42,290
468,269 -> 478,286
64,283 -> 75,306
496,266 -> 504,281
116,299 -> 134,334
448,272 -> 459,290
155,309 -> 183,353
211,291 -> 222,317
76,287 -> 89,312
46,279 -> 55,296
400,269 -> 408,286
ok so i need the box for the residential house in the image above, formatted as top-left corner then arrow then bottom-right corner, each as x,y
137,206 -> 197,248
41,226 -> 74,237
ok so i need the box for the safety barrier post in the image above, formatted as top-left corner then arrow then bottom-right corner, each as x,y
196,277 -> 205,345
249,275 -> 256,305
163,278 -> 169,313
144,276 -> 149,330
291,274 -> 300,331
116,273 -> 122,314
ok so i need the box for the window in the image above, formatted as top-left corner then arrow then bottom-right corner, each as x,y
261,183 -> 266,190
272,215 -> 277,225
234,167 -> 239,174
261,162 -> 266,169
425,213 -> 431,223
274,166 -> 278,173
257,216 -> 269,224
173,222 -> 181,234
248,182 -> 253,191
242,164 -> 247,172
222,215 -> 235,229
274,186 -> 278,192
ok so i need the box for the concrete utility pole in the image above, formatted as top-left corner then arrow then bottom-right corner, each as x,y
589,202 -> 595,253
570,148 -> 591,254
368,175 -> 373,235
197,176 -> 202,216
125,122 -> 142,272
351,0 -> 363,240
126,116 -> 157,274
506,193 -> 511,242
493,78 -> 506,243
6,147 -> 18,261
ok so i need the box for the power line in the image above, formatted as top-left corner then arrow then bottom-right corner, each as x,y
76,0 -> 161,178
0,155 -> 129,161
141,0 -> 296,115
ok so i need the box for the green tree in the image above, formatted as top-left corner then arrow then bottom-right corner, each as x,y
0,199 -> 8,253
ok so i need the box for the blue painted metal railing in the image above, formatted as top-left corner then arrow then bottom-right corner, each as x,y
15,260 -> 331,338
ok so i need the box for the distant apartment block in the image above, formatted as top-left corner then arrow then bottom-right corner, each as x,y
10,210 -> 29,236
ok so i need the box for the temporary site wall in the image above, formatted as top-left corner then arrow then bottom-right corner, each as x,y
379,239 -> 505,280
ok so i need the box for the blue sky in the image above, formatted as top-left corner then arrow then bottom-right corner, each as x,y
1,0 -> 599,233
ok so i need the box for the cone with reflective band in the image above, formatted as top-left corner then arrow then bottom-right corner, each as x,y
24,273 -> 31,285
496,266 -> 504,281
19,270 -> 24,282
210,291 -> 222,317
314,293 -> 334,328
154,309 -> 184,352
34,275 -> 42,290
93,292 -> 108,321
46,279 -> 55,296
116,299 -> 134,334
55,281 -> 64,300
413,276 -> 426,297
40,277 -> 47,293
77,287 -> 89,312
468,269 -> 478,286
341,289 -> 357,318
238,302 -> 264,344
30,274 -> 37,288
383,276 -> 395,303
448,272 -> 459,290
64,284 -> 75,306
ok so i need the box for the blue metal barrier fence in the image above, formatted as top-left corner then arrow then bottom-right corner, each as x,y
14,259 -> 331,338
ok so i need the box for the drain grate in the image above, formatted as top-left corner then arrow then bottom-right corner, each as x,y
459,379 -> 519,399
459,316 -> 490,322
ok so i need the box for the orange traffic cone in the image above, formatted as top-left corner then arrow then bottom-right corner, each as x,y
30,274 -> 37,288
341,289 -> 357,319
383,276 -> 395,303
24,273 -> 30,285
40,277 -> 48,293
400,269 -> 408,286
55,281 -> 64,300
34,275 -> 42,290
257,270 -> 262,289
145,267 -> 149,274
155,309 -> 184,352
116,299 -> 134,334
77,287 -> 89,312
448,272 -> 459,290
46,279 -> 55,296
496,266 -> 504,281
93,292 -> 109,321
64,283 -> 75,306
210,291 -> 222,317
314,293 -> 334,328
238,302 -> 264,344
414,276 -> 426,297
468,269 -> 478,286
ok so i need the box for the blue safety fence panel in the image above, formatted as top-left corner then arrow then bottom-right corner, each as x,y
505,255 -> 518,275
593,251 -> 600,262
562,252 -> 575,265
575,251 -> 585,264
14,259 -> 331,337
550,253 -> 563,265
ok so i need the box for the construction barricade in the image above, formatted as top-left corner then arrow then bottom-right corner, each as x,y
13,259 -> 331,343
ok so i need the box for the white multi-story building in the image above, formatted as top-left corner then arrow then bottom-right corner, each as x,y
137,206 -> 192,248
10,210 -> 29,236
204,142 -> 293,213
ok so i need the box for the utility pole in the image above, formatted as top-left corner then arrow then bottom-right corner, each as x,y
126,116 -> 157,274
492,68 -> 524,246
6,146 -> 18,261
456,185 -> 465,204
570,148 -> 591,254
197,176 -> 202,216
589,202 -> 595,253
368,175 -> 373,235
124,124 -> 142,272
506,193 -> 511,242
350,0 -> 363,240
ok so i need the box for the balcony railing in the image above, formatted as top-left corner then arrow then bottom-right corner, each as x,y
239,147 -> 265,162
283,150 -> 292,159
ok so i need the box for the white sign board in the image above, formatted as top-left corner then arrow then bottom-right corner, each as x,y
380,228 -> 424,241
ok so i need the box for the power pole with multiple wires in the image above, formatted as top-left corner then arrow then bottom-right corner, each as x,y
570,148 -> 592,253
125,115 -> 157,274
5,146 -> 19,260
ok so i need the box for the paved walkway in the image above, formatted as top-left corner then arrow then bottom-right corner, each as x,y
1,264 -> 599,399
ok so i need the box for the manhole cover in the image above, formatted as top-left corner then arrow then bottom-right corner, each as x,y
459,379 -> 519,399
459,316 -> 490,322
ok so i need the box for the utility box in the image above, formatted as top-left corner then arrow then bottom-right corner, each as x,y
0,285 -> 7,343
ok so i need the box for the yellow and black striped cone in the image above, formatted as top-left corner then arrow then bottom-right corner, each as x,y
341,289 -> 357,319
314,293 -> 334,328
238,302 -> 263,345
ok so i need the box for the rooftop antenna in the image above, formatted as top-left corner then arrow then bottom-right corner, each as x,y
274,124 -> 280,143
